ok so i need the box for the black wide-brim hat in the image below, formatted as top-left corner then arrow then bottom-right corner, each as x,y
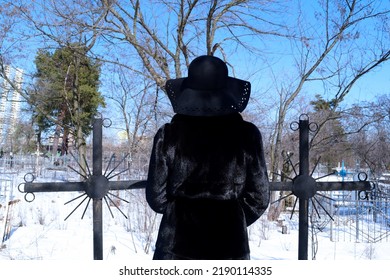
166,55 -> 251,116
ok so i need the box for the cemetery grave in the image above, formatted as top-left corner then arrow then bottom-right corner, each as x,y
0,115 -> 389,260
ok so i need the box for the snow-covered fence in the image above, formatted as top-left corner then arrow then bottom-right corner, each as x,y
308,181 -> 390,244
0,171 -> 21,246
0,174 -> 15,199
0,155 -> 37,172
329,182 -> 390,243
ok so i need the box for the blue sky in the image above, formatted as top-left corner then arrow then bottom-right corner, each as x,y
5,0 -> 390,124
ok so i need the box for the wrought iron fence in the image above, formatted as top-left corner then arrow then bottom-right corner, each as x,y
311,182 -> 390,243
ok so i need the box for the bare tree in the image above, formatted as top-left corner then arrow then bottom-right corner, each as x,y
105,65 -> 157,175
269,0 -> 389,176
97,0 -> 288,86
266,0 -> 389,220
2,0 -> 289,156
1,1 -> 389,215
0,0 -> 108,174
344,95 -> 390,177
0,2 -> 29,97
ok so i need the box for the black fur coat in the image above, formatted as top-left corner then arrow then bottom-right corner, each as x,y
146,113 -> 269,260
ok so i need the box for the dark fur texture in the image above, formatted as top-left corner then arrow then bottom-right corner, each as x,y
146,113 -> 269,260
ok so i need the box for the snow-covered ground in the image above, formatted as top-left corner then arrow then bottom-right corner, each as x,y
1,169 -> 390,261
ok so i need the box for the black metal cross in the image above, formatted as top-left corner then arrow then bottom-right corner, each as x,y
18,117 -> 144,260
269,114 -> 371,260
19,114 -> 372,260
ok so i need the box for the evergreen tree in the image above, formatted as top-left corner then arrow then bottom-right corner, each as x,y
33,44 -> 105,158
310,95 -> 351,171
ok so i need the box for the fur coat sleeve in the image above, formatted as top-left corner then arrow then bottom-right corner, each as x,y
146,113 -> 269,259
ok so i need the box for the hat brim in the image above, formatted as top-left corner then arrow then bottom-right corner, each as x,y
166,77 -> 250,116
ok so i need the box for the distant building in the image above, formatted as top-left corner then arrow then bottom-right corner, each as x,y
0,66 -> 24,147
